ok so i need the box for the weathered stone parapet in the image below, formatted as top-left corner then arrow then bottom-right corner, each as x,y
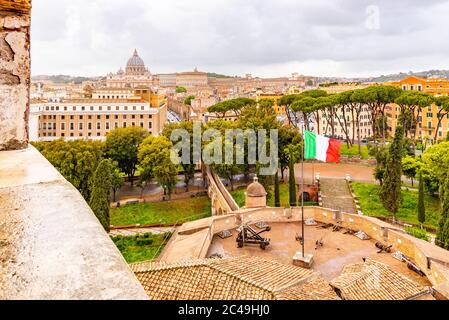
0,147 -> 149,299
0,0 -> 31,151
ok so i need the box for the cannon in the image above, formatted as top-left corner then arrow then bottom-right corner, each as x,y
236,224 -> 271,250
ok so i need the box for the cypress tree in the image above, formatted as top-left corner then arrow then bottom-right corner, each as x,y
274,171 -> 281,207
436,169 -> 449,249
89,159 -> 113,232
289,158 -> 297,207
380,125 -> 404,223
418,171 -> 425,228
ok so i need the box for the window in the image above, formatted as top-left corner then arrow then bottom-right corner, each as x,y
61,115 -> 65,120
132,122 -> 135,127
97,133 -> 101,137
132,115 -> 135,119
61,133 -> 65,137
148,115 -> 152,119
140,115 -> 144,119
70,123 -> 74,130
123,122 -> 127,128
88,115 -> 92,119
97,115 -> 101,120
410,85 -> 414,91
106,122 -> 110,130
90,106 -> 94,111
81,106 -> 85,111
61,123 -> 65,130
115,115 -> 118,119
99,106 -> 102,111
148,122 -> 152,129
402,85 -> 407,91
88,123 -> 92,130
79,123 -> 83,130
140,122 -> 144,128
79,115 -> 83,120
106,115 -> 110,119
116,106 -> 119,111
97,122 -> 101,130
114,122 -> 118,128
123,115 -> 127,119
70,115 -> 74,120
43,123 -> 47,130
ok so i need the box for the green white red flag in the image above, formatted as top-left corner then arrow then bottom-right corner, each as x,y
304,131 -> 342,163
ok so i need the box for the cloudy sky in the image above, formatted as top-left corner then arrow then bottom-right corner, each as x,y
31,0 -> 449,78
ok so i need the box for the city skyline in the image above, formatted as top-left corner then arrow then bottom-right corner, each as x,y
31,0 -> 449,78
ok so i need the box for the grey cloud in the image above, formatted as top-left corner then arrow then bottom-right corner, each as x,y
30,0 -> 449,77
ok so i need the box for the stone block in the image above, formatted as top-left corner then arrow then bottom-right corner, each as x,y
293,252 -> 314,269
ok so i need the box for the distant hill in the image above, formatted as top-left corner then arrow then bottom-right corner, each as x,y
31,75 -> 103,84
206,72 -> 234,78
363,70 -> 449,83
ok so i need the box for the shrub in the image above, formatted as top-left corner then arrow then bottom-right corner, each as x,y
405,226 -> 430,242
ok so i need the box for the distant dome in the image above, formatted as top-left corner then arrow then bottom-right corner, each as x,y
246,177 -> 267,197
127,49 -> 145,67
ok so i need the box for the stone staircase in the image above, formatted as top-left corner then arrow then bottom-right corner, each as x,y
319,178 -> 356,214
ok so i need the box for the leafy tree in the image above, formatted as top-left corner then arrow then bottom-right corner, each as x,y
184,95 -> 195,106
380,126 -> 404,223
422,142 -> 449,183
208,98 -> 256,119
274,171 -> 281,207
434,96 -> 449,142
89,159 -> 113,232
368,144 -> 388,185
278,126 -> 302,181
288,158 -> 296,207
176,86 -> 187,93
111,162 -> 124,202
402,156 -> 420,187
138,135 -> 178,200
33,139 -> 103,200
104,127 -> 149,186
418,171 -> 425,228
395,91 -> 434,143
436,168 -> 449,249
163,121 -> 197,191
285,145 -> 301,207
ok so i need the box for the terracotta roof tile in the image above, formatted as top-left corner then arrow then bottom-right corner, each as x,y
131,256 -> 339,300
330,258 -> 431,300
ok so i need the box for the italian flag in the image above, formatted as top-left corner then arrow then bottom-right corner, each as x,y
304,131 -> 342,163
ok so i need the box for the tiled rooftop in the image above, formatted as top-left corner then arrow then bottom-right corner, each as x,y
330,258 -> 432,300
131,256 -> 339,300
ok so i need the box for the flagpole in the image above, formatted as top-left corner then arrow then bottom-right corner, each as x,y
301,122 -> 305,258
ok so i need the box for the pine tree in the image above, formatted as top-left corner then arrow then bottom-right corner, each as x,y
380,125 -> 404,223
89,159 -> 113,232
436,169 -> 449,249
289,158 -> 297,207
274,171 -> 281,207
418,171 -> 425,228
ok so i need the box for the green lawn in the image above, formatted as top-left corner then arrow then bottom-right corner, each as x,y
351,182 -> 441,229
341,144 -> 370,159
110,196 -> 212,226
111,232 -> 171,263
231,183 -> 318,208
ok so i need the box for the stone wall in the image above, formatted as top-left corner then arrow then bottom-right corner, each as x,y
159,205 -> 449,298
0,0 -> 31,150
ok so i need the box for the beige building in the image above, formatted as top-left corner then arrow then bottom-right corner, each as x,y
314,106 -> 373,141
30,88 -> 167,142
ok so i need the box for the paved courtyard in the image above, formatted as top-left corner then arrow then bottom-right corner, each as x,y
207,222 -> 431,286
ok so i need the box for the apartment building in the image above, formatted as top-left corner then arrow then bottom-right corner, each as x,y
387,76 -> 449,143
29,88 -> 167,142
